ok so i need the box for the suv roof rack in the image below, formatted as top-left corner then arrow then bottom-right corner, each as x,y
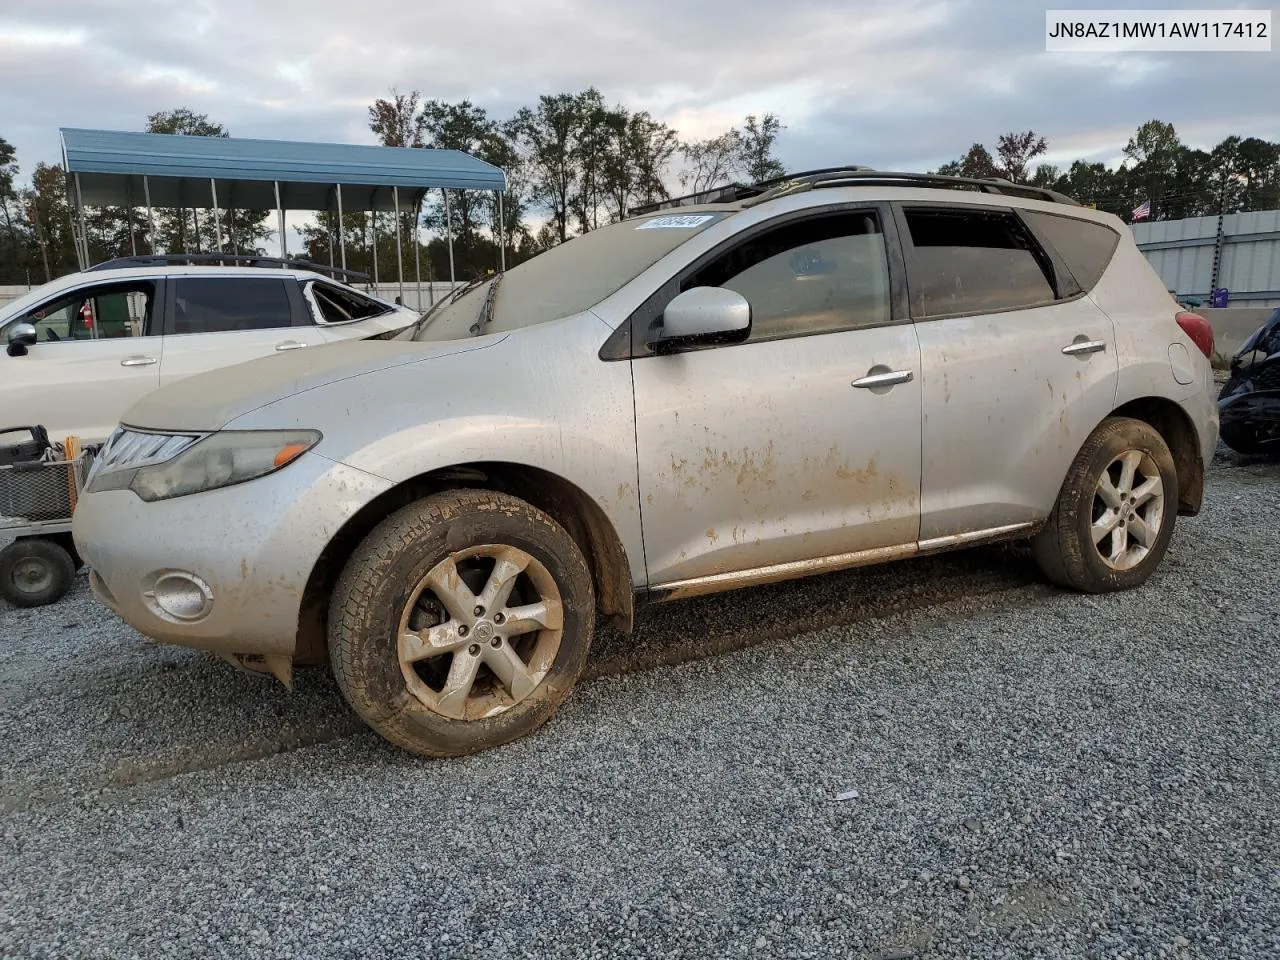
631,166 -> 1079,215
86,254 -> 373,285
746,168 -> 1081,207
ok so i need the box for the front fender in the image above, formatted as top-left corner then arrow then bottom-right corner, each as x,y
226,314 -> 645,583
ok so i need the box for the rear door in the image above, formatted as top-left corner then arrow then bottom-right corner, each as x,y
896,203 -> 1119,541
0,279 -> 163,442
159,275 -> 325,387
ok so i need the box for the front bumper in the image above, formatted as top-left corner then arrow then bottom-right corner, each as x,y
72,452 -> 391,657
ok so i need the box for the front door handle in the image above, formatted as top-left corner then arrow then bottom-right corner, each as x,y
120,356 -> 157,367
1062,339 -> 1107,356
275,340 -> 307,352
852,369 -> 914,389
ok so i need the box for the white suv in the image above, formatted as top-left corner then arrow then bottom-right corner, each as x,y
0,258 -> 418,443
73,170 -> 1219,758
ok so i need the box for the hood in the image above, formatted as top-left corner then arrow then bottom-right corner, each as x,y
122,336 -> 506,432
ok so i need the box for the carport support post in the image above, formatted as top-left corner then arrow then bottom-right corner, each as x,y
393,186 -> 405,304
126,182 -> 137,256
209,179 -> 224,254
73,173 -> 89,269
497,190 -> 506,272
336,183 -> 347,272
370,193 -> 380,286
326,187 -> 334,269
443,188 -> 456,292
413,190 -> 424,311
274,181 -> 287,258
143,176 -> 156,255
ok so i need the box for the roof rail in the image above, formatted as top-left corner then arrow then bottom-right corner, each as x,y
631,166 -> 1080,215
630,183 -> 756,216
85,253 -> 373,285
742,168 -> 1080,207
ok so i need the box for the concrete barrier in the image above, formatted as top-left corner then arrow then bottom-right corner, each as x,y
1197,307 -> 1274,360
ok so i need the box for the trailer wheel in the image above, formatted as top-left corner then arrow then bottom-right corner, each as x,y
0,539 -> 76,607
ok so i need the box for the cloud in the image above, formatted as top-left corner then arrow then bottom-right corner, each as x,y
1,0 -> 1276,195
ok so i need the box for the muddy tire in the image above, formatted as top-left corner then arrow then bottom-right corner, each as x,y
329,490 -> 595,757
1032,417 -> 1179,593
0,538 -> 75,607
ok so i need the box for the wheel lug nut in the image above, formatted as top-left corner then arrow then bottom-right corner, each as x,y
474,605 -> 485,616
491,637 -> 502,648
468,644 -> 481,656
493,612 -> 505,624
457,624 -> 469,637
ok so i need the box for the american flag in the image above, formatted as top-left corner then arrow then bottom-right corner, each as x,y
1131,199 -> 1151,221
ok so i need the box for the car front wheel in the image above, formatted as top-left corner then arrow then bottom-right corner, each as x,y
329,490 -> 595,757
1032,416 -> 1179,593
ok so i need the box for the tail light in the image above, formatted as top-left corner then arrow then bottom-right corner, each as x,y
1176,311 -> 1214,359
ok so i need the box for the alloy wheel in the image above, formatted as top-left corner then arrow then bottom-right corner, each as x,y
397,545 -> 564,721
1090,449 -> 1166,571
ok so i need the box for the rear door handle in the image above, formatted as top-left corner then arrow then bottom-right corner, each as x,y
119,356 -> 157,367
1062,339 -> 1107,356
852,369 -> 914,389
275,340 -> 307,352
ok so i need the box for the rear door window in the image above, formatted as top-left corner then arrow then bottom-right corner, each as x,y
1021,211 -> 1120,293
171,278 -> 295,334
901,208 -> 1056,318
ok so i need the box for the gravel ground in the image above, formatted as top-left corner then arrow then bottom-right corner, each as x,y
1,446 -> 1277,960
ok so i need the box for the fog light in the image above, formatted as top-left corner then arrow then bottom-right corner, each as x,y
145,572 -> 213,621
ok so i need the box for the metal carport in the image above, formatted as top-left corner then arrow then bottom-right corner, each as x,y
60,127 -> 508,304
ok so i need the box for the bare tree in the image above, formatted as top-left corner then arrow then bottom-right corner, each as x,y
680,130 -> 743,194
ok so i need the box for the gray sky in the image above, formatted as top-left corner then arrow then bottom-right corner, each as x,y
2,0 -> 1277,189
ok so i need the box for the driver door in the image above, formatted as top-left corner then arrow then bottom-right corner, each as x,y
0,279 -> 163,443
631,207 -> 922,587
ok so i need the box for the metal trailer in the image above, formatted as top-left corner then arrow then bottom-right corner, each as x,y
0,440 -> 95,607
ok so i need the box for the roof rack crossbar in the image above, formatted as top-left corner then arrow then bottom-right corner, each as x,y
85,253 -> 374,284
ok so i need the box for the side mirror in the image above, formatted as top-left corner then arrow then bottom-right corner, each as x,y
6,322 -> 37,357
649,287 -> 751,351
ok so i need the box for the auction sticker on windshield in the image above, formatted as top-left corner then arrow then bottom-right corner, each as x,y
636,215 -> 717,229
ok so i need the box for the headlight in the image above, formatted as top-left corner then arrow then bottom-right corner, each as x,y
87,430 -> 321,501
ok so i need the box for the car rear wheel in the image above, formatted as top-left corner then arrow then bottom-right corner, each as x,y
1032,417 -> 1179,593
329,490 -> 595,757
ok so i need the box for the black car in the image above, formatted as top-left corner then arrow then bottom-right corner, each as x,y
1219,306 -> 1280,455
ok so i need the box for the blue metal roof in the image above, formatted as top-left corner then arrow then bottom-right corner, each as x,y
60,128 -> 506,211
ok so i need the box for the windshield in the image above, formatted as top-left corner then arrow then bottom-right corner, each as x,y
414,210 -> 732,341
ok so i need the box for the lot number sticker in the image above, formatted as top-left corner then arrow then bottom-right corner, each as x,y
636,215 -> 716,230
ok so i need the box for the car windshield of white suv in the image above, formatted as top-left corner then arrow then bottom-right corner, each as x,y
412,210 -> 732,342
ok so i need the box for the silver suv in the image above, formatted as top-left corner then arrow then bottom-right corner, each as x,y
72,169 -> 1219,757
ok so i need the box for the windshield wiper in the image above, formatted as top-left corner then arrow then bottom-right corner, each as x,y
470,272 -> 503,337
411,277 -> 487,337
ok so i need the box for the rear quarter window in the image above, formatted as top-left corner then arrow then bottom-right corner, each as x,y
1022,211 -> 1120,293
308,282 -> 392,323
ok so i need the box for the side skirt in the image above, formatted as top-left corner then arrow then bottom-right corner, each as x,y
643,521 -> 1040,603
